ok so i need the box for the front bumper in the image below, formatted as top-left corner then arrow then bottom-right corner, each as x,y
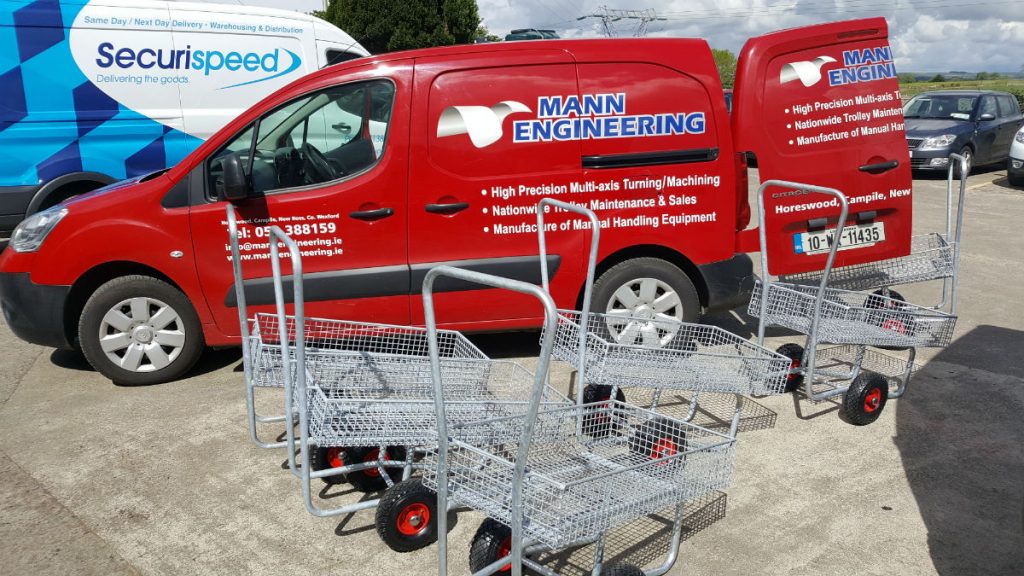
0,271 -> 71,349
698,253 -> 755,315
909,147 -> 956,170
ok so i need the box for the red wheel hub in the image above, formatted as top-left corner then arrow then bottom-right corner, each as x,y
786,357 -> 800,381
396,502 -> 431,536
651,438 -> 678,460
497,536 -> 512,572
882,319 -> 907,335
326,447 -> 344,469
864,388 -> 882,413
364,448 -> 382,478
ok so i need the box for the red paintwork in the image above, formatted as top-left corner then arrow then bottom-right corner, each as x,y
0,18 -> 912,348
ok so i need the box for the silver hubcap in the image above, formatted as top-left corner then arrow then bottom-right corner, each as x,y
99,297 -> 185,372
604,277 -> 684,347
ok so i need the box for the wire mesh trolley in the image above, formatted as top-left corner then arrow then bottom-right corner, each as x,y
748,180 -> 956,425
256,222 -> 571,553
423,266 -> 741,576
779,154 -> 968,314
535,198 -> 790,424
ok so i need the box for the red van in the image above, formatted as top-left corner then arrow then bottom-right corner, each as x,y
0,18 -> 912,385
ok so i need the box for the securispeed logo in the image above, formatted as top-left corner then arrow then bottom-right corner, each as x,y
95,43 -> 302,89
438,93 -> 705,148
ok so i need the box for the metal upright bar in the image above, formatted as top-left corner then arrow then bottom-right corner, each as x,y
423,265 -> 560,576
536,198 -> 601,417
268,227 -> 303,478
754,180 -> 849,396
226,205 -> 291,449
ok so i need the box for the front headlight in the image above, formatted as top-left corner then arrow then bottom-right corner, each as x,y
1015,130 -> 1024,144
918,134 -> 957,150
9,207 -> 68,253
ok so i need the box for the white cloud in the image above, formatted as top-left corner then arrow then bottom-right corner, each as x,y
195,0 -> 1024,72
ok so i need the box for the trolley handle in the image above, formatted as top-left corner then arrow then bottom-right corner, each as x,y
266,225 -> 306,407
226,205 -> 250,382
422,265 -> 558,576
755,180 -> 848,346
536,198 -> 600,408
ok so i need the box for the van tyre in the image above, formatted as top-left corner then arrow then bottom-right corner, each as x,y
590,258 -> 701,347
79,275 -> 204,386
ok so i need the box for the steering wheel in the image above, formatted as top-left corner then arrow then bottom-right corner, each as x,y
300,143 -> 335,183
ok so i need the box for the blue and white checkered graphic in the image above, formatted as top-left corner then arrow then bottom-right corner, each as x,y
0,0 -> 201,187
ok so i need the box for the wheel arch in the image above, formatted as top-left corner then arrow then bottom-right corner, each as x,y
64,261 -> 185,348
575,244 -> 708,311
27,172 -> 115,215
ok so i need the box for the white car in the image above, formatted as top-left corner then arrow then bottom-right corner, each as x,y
1010,125 -> 1024,186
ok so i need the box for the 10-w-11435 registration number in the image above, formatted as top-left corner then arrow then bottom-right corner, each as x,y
794,222 -> 885,255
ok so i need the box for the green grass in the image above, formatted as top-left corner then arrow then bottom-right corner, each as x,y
900,79 -> 1024,104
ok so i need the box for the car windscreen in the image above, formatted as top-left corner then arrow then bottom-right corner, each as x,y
903,95 -> 977,120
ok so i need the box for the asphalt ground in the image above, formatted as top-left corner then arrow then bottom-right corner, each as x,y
1,168 -> 1022,575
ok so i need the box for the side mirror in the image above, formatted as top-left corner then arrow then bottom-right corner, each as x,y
978,112 -> 996,121
220,152 -> 249,201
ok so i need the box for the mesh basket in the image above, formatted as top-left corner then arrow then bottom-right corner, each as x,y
779,233 -> 955,292
748,280 -> 956,348
422,401 -> 736,550
545,310 -> 790,395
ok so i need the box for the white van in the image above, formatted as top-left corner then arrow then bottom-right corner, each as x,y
0,0 -> 368,239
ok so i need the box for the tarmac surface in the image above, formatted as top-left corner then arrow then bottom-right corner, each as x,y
1,168 -> 1022,575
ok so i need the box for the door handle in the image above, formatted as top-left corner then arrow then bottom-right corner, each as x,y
858,160 -> 899,174
349,207 -> 394,221
425,202 -> 469,215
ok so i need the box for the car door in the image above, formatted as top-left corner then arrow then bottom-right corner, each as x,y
732,18 -> 913,275
996,95 -> 1024,160
406,51 -> 581,327
189,66 -> 412,337
974,95 -> 1001,164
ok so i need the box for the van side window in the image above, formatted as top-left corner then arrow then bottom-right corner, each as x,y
206,80 -> 394,197
325,49 -> 361,67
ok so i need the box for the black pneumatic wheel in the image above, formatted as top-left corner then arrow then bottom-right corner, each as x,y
842,373 -> 889,426
629,417 -> 687,463
79,275 -> 204,385
775,343 -> 806,393
344,446 -> 407,493
375,478 -> 438,553
864,289 -> 914,350
581,384 -> 626,438
468,517 -> 513,573
310,445 -> 348,485
604,564 -> 646,576
590,258 -> 701,347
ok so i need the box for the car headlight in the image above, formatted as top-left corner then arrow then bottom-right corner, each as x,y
1016,131 -> 1024,144
918,134 -> 957,150
9,207 -> 68,253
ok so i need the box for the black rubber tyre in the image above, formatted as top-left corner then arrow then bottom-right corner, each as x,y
375,478 -> 438,553
775,343 -> 806,393
864,289 -> 914,350
311,445 -> 348,485
955,146 -> 972,178
604,564 -> 645,576
79,275 -> 204,385
581,384 -> 626,438
468,518 -> 513,573
344,446 -> 407,493
590,258 -> 702,341
629,417 -> 687,463
842,372 -> 889,426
